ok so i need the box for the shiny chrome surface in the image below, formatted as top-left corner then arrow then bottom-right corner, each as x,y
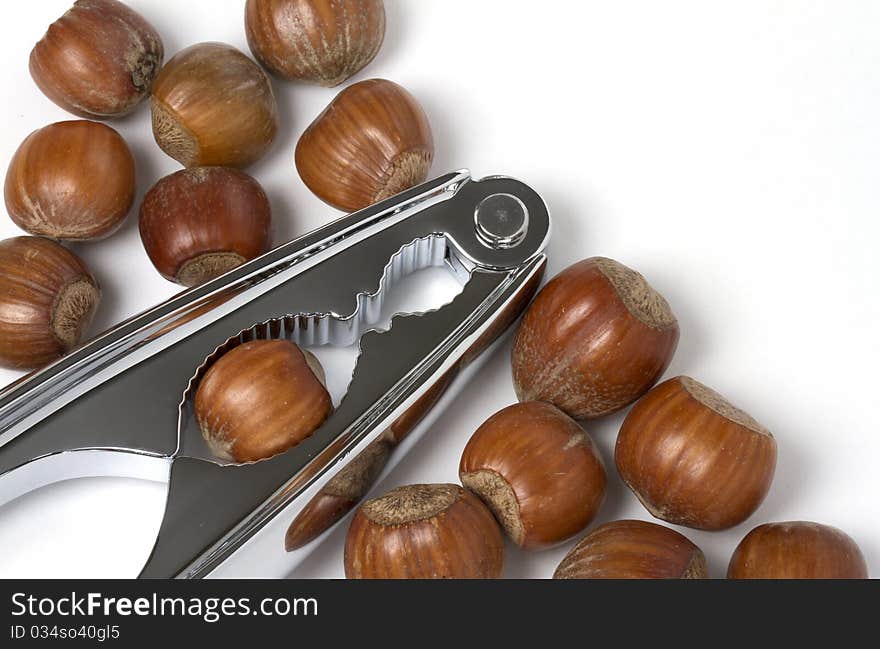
0,171 -> 550,578
474,193 -> 529,249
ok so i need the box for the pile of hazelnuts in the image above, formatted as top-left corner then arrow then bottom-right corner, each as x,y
0,2 -> 868,581
343,258 -> 868,579
0,0 -> 430,369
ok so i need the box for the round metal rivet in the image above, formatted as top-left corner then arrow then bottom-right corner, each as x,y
474,193 -> 529,249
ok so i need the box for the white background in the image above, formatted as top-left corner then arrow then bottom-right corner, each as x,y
0,0 -> 877,579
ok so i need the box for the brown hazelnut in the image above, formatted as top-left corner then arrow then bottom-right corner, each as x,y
285,437 -> 392,551
615,376 -> 777,530
295,78 -> 434,211
151,42 -> 278,168
511,256 -> 679,419
728,521 -> 868,579
139,167 -> 272,287
344,483 -> 504,579
30,0 -> 163,119
245,0 -> 385,86
195,340 -> 332,463
0,237 -> 100,370
553,520 -> 708,579
459,402 -> 606,550
4,120 -> 135,240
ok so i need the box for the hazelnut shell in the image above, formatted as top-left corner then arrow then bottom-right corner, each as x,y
554,519 -> 708,579
512,256 -> 679,419
728,521 -> 868,579
0,236 -> 100,370
195,339 -> 332,463
344,483 -> 504,579
139,167 -> 272,286
245,0 -> 385,86
460,402 -> 606,549
295,78 -> 434,211
151,42 -> 278,168
615,376 -> 777,530
30,0 -> 164,118
5,120 -> 135,240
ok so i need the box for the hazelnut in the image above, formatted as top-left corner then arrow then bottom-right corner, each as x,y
295,78 -> 434,211
615,376 -> 777,530
194,340 -> 332,463
30,0 -> 163,119
553,520 -> 708,579
344,483 -> 504,579
511,257 -> 679,419
728,521 -> 868,579
245,0 -> 385,86
139,167 -> 272,287
151,42 -> 278,168
0,237 -> 100,370
5,120 -> 135,241
459,402 -> 606,549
